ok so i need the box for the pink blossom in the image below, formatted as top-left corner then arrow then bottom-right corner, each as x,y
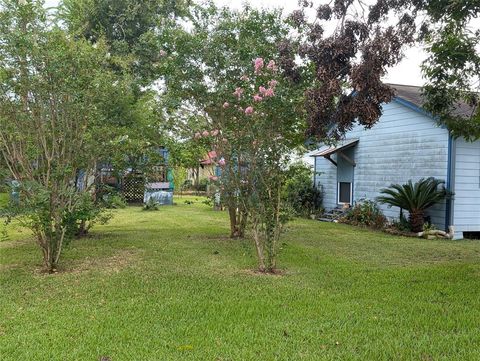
240,75 -> 249,81
218,158 -> 226,166
194,132 -> 201,139
254,57 -> 264,74
264,88 -> 275,97
259,86 -> 267,95
209,175 -> 219,181
245,106 -> 254,115
223,102 -> 230,109
268,79 -> 278,88
202,130 -> 210,137
233,87 -> 244,99
211,129 -> 219,136
267,60 -> 278,72
253,94 -> 263,102
159,50 -> 167,57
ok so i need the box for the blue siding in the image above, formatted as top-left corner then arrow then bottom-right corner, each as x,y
315,100 -> 450,228
315,153 -> 337,209
453,138 -> 480,237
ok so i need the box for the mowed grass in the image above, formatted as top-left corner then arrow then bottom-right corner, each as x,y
1,196 -> 480,360
0,192 -> 8,209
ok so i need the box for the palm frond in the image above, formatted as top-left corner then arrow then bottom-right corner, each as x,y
376,177 -> 448,213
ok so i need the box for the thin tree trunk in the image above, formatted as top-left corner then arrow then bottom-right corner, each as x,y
229,205 -> 238,238
252,219 -> 266,272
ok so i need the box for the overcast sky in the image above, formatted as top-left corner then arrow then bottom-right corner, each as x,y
44,0 -> 428,86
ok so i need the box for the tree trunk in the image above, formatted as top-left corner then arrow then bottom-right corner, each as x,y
252,220 -> 266,272
228,203 -> 248,238
229,206 -> 239,238
409,209 -> 425,233
77,220 -> 89,238
238,209 -> 247,238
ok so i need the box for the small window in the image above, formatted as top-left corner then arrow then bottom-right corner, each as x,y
338,182 -> 352,204
464,232 -> 480,240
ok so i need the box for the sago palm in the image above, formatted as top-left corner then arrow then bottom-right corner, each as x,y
377,178 -> 450,232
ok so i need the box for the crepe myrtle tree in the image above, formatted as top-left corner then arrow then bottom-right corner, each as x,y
0,0 -> 120,272
195,57 -> 304,272
163,3 -> 307,238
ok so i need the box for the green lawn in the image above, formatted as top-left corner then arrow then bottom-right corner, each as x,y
0,192 -> 8,209
1,196 -> 480,360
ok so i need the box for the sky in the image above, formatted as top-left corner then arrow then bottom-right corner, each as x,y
44,0 -> 428,86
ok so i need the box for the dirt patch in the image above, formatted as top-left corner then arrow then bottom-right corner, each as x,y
384,228 -> 417,237
69,248 -> 143,274
0,263 -> 20,272
33,248 -> 144,275
0,238 -> 32,249
199,235 -> 234,241
238,268 -> 289,277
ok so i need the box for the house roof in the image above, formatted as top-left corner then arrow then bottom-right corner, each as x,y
200,150 -> 217,165
311,138 -> 359,157
388,83 -> 475,118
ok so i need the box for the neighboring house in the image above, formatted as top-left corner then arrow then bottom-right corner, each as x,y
312,84 -> 480,239
187,151 -> 221,186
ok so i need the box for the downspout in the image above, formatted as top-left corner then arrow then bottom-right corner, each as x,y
445,133 -> 456,231
313,156 -> 317,188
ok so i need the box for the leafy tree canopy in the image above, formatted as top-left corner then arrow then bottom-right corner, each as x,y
60,0 -> 191,88
285,0 -> 479,141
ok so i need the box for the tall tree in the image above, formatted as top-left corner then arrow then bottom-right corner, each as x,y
163,3 -> 307,238
283,0 -> 416,141
60,0 -> 191,180
60,0 -> 190,89
420,2 -> 480,139
282,1 -> 480,143
0,0 -> 121,271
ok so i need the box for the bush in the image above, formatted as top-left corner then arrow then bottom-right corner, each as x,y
342,199 -> 386,229
195,178 -> 209,192
63,193 -> 112,238
377,177 -> 450,232
102,193 -> 127,209
391,210 -> 411,232
283,162 -> 323,217
143,197 -> 160,211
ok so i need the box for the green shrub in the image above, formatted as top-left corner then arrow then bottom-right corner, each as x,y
195,178 -> 209,192
391,210 -> 411,232
102,193 -> 127,209
377,177 -> 450,232
143,197 -> 160,211
283,162 -> 323,217
342,199 -> 386,229
63,193 -> 112,238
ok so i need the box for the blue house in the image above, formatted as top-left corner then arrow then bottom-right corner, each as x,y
312,84 -> 480,239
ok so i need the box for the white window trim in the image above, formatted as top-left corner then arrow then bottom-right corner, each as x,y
337,182 -> 353,205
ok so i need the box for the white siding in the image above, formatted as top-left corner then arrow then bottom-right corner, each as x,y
315,100 -> 450,228
453,138 -> 480,237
